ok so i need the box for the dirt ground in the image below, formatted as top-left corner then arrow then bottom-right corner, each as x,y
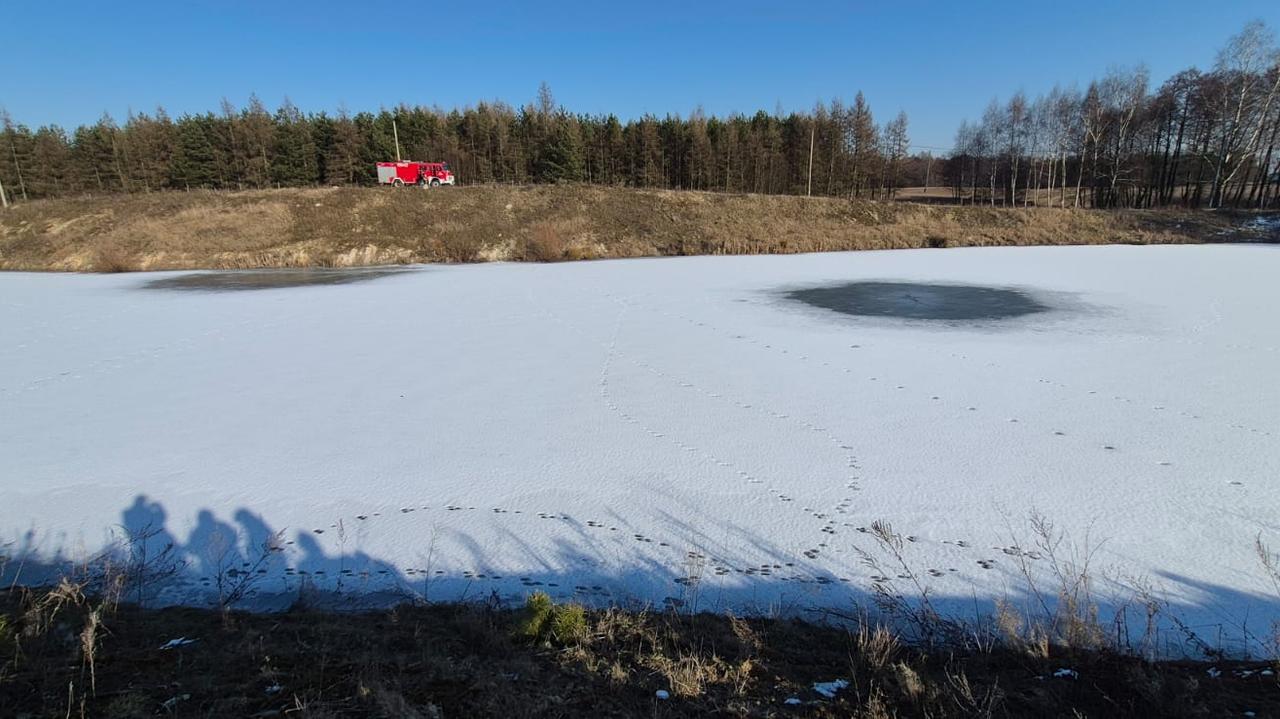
2,588 -> 1278,718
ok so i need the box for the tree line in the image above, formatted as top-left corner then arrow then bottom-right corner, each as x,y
1,20 -> 1277,209
0,83 -> 918,205
947,20 -> 1280,209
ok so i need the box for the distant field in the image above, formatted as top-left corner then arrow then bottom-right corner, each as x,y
893,185 -> 1136,206
0,184 -> 1258,272
893,184 -> 1278,208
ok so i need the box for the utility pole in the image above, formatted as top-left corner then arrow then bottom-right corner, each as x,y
806,123 -> 815,196
393,118 -> 402,162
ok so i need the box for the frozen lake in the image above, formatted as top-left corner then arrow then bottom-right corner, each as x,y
3,245 -> 1278,653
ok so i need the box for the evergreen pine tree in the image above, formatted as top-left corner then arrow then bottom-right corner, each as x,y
171,115 -> 219,189
271,100 -> 317,186
536,114 -> 584,182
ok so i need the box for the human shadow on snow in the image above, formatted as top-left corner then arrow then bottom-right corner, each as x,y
2,493 -> 1279,659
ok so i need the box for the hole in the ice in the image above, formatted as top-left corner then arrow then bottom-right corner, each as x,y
140,267 -> 415,292
785,281 -> 1049,321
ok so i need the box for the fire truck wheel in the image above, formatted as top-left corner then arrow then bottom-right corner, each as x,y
391,178 -> 404,187
430,178 -> 441,187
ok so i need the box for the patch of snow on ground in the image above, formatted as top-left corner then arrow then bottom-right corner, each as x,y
1244,215 -> 1280,233
2,245 -> 1279,655
813,679 -> 849,697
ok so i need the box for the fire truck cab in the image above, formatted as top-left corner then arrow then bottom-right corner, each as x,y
376,161 -> 456,187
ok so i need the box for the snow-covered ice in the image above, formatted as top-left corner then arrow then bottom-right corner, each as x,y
2,244 -> 1278,653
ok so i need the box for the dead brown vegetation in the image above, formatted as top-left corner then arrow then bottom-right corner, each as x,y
2,585 -> 1275,718
0,185 -> 1250,273
4,516 -> 1278,717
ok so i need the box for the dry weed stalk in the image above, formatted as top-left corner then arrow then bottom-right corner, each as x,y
856,520 -> 959,648
1255,533 -> 1280,657
211,528 -> 286,616
944,665 -> 1002,717
855,622 -> 901,672
1000,510 -> 1108,654
79,604 -> 103,696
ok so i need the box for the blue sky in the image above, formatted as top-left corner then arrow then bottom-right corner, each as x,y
3,1 -> 1277,149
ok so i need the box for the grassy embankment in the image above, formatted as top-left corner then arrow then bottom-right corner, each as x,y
0,184 -> 1256,272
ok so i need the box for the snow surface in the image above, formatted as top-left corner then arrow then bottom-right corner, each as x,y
1244,215 -> 1280,234
813,679 -> 850,698
2,245 -> 1279,654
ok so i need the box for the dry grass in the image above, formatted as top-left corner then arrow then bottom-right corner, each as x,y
3,583 -> 1278,717
87,241 -> 136,273
524,221 -> 569,261
854,622 -> 901,672
0,184 -> 1251,273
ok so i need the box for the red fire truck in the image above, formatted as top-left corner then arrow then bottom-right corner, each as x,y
376,161 -> 456,187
